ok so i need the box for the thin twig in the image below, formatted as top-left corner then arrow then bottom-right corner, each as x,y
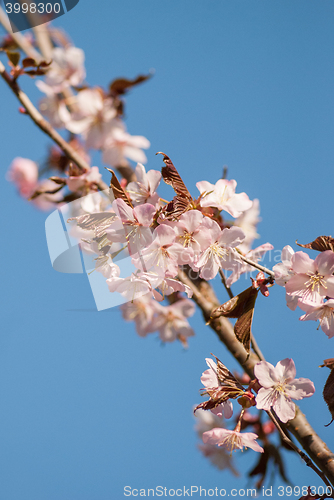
218,269 -> 234,299
267,409 -> 333,490
238,252 -> 275,278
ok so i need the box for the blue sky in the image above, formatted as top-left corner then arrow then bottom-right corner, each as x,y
1,1 -> 334,498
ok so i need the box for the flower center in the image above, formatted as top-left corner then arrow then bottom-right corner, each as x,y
219,432 -> 242,453
304,272 -> 326,294
210,243 -> 228,260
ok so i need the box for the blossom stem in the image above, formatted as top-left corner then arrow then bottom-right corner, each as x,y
267,409 -> 333,489
218,269 -> 234,299
237,252 -> 275,278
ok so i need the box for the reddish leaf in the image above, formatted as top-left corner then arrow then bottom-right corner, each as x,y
212,354 -> 244,390
321,359 -> 334,426
22,57 -> 37,68
296,235 -> 334,252
106,168 -> 133,208
195,386 -> 243,413
109,73 -> 151,95
210,287 -> 256,320
156,152 -> 193,220
157,152 -> 192,199
234,290 -> 258,354
210,288 -> 258,354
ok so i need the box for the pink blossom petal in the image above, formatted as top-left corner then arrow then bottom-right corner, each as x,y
275,358 -> 296,382
179,210 -> 203,232
112,199 -> 134,222
133,203 -> 156,226
315,250 -> 334,276
291,252 -> 315,274
286,379 -> 315,400
254,361 -> 280,388
285,274 -> 309,296
146,169 -> 162,193
223,193 -> 253,218
273,393 -> 296,423
219,226 -> 245,248
154,224 -> 176,247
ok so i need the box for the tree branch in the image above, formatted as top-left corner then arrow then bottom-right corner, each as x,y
177,267 -> 334,487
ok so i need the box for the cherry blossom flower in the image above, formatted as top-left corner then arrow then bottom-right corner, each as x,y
44,46 -> 86,91
106,271 -> 152,301
285,250 -> 334,303
31,179 -> 64,211
102,122 -> 150,166
36,80 -> 71,129
132,224 -> 194,277
126,163 -> 161,206
195,409 -> 239,475
273,245 -> 299,310
173,210 -> 211,259
120,294 -> 158,337
202,428 -> 264,453
64,88 -> 117,149
254,358 -> 315,423
197,179 -> 252,217
94,254 -> 121,279
234,199 -> 260,253
273,245 -> 295,286
194,219 -> 245,280
226,243 -> 274,287
201,358 -> 234,419
7,157 -> 38,197
299,299 -> 334,339
147,299 -> 195,344
106,199 -> 155,255
66,166 -> 102,192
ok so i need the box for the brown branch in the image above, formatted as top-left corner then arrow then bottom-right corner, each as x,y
0,6 -> 42,61
177,267 -> 334,487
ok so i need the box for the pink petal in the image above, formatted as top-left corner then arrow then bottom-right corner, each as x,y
112,199 -> 134,222
196,180 -> 215,195
291,252 -> 315,274
273,393 -> 296,423
133,203 -> 156,226
286,378 -> 315,399
315,250 -> 334,276
254,361 -> 280,387
224,193 -> 253,218
179,210 -> 203,232
146,169 -> 162,193
219,226 -> 245,248
275,358 -> 296,382
239,432 -> 264,453
285,274 -> 309,296
153,224 -> 176,247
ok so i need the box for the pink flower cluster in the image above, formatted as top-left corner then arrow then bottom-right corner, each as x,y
197,356 -> 314,455
273,246 -> 334,338
37,46 -> 150,168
